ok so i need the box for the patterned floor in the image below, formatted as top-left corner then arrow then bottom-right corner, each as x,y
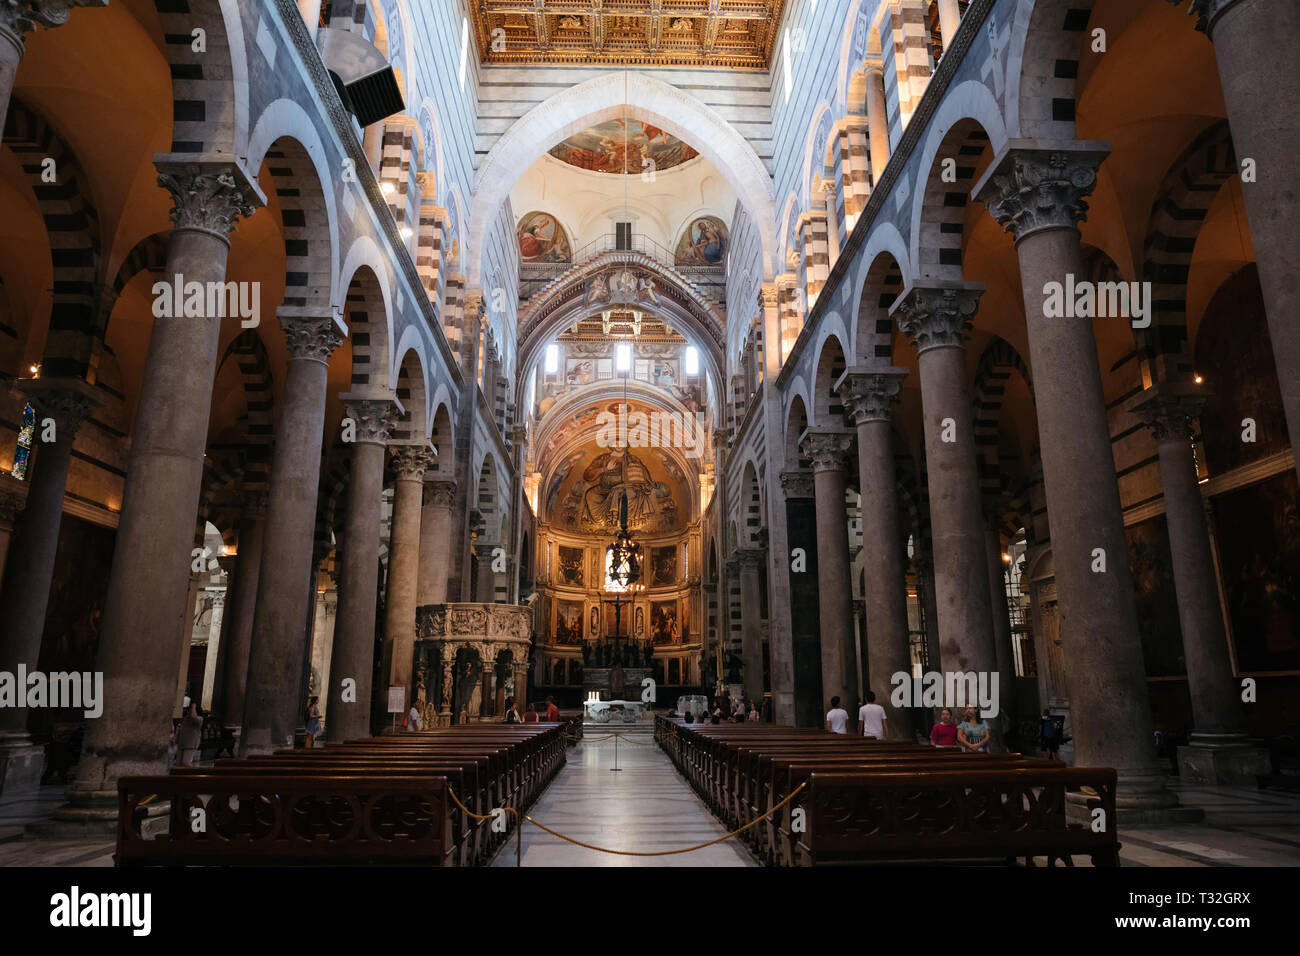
1,746 -> 1296,867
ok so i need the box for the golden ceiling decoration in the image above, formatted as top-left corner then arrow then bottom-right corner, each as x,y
469,1 -> 789,70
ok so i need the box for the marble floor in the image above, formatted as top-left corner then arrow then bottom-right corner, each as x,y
0,747 -> 1296,867
490,730 -> 756,866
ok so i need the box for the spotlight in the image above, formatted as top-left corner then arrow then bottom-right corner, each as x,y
381,181 -> 396,196
1193,373 -> 1204,384
400,226 -> 414,239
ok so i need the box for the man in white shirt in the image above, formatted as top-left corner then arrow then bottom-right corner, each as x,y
824,696 -> 849,734
407,703 -> 423,732
858,690 -> 887,740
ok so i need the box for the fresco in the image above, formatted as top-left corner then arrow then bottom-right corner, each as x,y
557,545 -> 585,586
516,211 -> 571,263
548,119 -> 698,174
651,600 -> 679,644
548,442 -> 687,534
650,546 -> 677,586
555,599 -> 584,645
674,216 -> 729,266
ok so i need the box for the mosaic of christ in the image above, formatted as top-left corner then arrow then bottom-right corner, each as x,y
551,447 -> 685,534
548,119 -> 699,175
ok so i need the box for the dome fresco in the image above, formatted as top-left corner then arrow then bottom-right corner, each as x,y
548,119 -> 699,175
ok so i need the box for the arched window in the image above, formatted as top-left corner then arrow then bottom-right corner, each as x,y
11,403 -> 35,480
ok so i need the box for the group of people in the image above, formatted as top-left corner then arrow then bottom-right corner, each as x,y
501,696 -> 562,724
823,692 -> 994,752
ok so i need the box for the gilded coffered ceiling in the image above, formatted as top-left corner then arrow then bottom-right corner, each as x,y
469,1 -> 789,70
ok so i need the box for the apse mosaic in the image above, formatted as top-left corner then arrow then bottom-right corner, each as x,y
516,211 -> 572,263
674,216 -> 729,266
544,441 -> 689,535
548,119 -> 699,174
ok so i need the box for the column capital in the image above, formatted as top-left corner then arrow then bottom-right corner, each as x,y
463,290 -> 486,320
0,0 -> 103,41
13,375 -> 101,434
277,308 -> 345,364
712,429 -> 730,451
1166,0 -> 1248,36
973,141 -> 1110,244
891,282 -> 984,353
341,395 -> 400,446
735,548 -> 767,572
778,469 -> 815,499
154,157 -> 264,245
240,489 -> 269,519
799,428 -> 854,474
1128,383 -> 1209,443
759,284 -> 780,308
424,478 -> 457,509
835,366 -> 909,425
389,444 -> 436,481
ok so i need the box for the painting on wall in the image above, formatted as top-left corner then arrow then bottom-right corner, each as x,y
674,215 -> 729,266
565,358 -> 595,387
517,211 -> 571,263
1212,470 -> 1300,672
651,600 -> 679,644
1124,515 -> 1186,677
557,545 -> 584,587
551,445 -> 684,534
650,546 -> 677,586
548,119 -> 699,174
555,600 -> 584,645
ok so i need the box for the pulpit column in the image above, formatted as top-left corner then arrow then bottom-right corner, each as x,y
417,480 -> 457,604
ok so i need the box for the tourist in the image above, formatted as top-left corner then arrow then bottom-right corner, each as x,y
958,706 -> 991,753
407,701 -> 423,732
545,696 -> 560,722
1040,708 -> 1061,759
304,695 -> 321,748
177,701 -> 203,766
523,703 -> 540,724
930,707 -> 959,748
683,711 -> 694,724
824,696 -> 849,735
747,702 -> 760,722
858,690 -> 887,740
504,697 -> 521,724
732,697 -> 746,719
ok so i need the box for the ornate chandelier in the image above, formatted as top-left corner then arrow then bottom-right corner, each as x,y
604,486 -> 642,592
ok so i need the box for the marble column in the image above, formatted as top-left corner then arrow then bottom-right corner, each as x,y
438,656 -> 454,725
417,479 -> 457,605
475,543 -> 497,603
984,521 -> 1018,737
976,143 -> 1192,819
780,470 -> 823,727
800,428 -> 856,718
864,65 -> 890,187
0,378 -> 100,735
382,444 -> 434,708
328,398 -> 397,743
837,367 -> 914,740
1130,384 -> 1269,783
1171,0 -> 1300,471
0,478 -> 24,594
0,1 -> 101,132
937,0 -> 962,51
891,283 -> 1001,749
213,492 -> 266,741
241,310 -> 344,753
736,548 -> 766,704
61,162 -> 260,818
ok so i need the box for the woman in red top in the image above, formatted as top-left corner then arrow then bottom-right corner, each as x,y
929,707 -> 959,747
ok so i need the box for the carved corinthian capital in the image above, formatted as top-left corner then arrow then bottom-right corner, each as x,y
280,311 -> 344,363
835,366 -> 908,426
1128,383 -> 1208,443
779,470 -> 814,499
891,283 -> 984,354
425,479 -> 457,510
389,444 -> 436,480
799,428 -> 853,474
974,142 -> 1110,244
343,399 -> 398,446
1,0 -> 101,40
17,376 -> 101,436
1166,0 -> 1245,36
155,162 -> 260,243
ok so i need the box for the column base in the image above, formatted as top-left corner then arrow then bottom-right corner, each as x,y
0,733 -> 45,796
27,789 -> 121,839
1177,738 -> 1272,786
1065,767 -> 1205,826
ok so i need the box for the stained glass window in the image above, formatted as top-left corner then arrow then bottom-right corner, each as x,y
11,403 -> 34,480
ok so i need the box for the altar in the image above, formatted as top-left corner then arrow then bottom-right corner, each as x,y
583,699 -> 650,724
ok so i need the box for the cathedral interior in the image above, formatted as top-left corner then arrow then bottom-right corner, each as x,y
0,0 -> 1296,885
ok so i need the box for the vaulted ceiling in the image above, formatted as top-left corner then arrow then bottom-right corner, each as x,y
468,1 -> 789,70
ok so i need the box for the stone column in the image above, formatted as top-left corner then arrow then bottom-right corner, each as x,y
417,479 -> 457,605
328,398 -> 397,743
61,162 -> 260,818
891,282 -> 1001,749
736,548 -> 766,704
984,521 -> 1018,738
0,1 -> 101,132
863,64 -> 890,187
438,656 -> 454,725
241,310 -> 343,753
381,444 -> 434,709
976,143 -> 1193,820
937,0 -> 962,51
475,543 -> 497,602
213,492 -> 266,741
0,478 -> 24,593
0,378 -> 100,739
780,470 -> 823,727
1130,384 -> 1269,783
837,367 -> 914,741
199,591 -> 225,710
800,428 -> 856,719
1171,0 -> 1300,471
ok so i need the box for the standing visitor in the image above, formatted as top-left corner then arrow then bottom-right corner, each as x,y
545,696 -> 560,722
304,696 -> 321,748
858,691 -> 887,740
825,696 -> 849,735
407,701 -> 423,732
930,707 -> 959,748
177,701 -> 203,766
958,706 -> 991,752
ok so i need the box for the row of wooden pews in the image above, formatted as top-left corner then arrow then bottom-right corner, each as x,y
655,716 -> 1121,866
116,714 -> 583,866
